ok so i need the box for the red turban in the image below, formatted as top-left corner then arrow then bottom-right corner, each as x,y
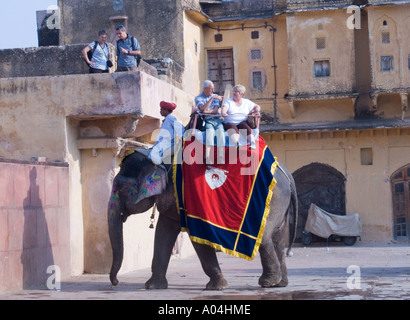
160,101 -> 177,111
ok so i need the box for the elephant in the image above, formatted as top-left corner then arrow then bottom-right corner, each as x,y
108,149 -> 298,290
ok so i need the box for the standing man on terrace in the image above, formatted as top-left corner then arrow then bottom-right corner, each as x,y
115,24 -> 141,72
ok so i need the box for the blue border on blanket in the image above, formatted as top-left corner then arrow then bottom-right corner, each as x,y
174,144 -> 277,260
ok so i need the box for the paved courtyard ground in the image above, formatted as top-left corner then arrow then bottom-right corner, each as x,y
1,243 -> 409,301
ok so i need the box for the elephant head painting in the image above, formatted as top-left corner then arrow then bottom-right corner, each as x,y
108,149 -> 298,290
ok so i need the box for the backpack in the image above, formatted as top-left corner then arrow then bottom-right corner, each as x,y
85,41 -> 98,65
117,36 -> 142,66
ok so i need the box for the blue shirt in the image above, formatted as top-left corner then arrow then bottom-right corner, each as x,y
195,93 -> 221,119
116,35 -> 141,67
88,41 -> 109,71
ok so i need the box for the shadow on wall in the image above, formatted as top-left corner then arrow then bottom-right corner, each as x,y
21,167 -> 54,289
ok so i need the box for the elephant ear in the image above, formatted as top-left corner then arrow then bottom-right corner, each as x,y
136,166 -> 168,203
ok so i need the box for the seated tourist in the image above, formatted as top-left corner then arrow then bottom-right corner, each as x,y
221,84 -> 260,150
195,80 -> 225,163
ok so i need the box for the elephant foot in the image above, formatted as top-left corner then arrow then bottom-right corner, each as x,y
258,273 -> 282,288
205,276 -> 228,290
274,277 -> 288,287
145,276 -> 168,289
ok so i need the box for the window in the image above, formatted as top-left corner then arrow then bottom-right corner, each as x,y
391,165 -> 410,240
408,54 -> 410,70
381,56 -> 393,72
360,148 -> 373,165
252,71 -> 262,90
250,49 -> 261,60
251,31 -> 259,39
314,60 -> 330,77
316,38 -> 326,50
207,49 -> 234,95
381,32 -> 390,44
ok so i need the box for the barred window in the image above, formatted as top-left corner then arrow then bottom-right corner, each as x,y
215,34 -> 223,42
391,165 -> 410,240
251,31 -> 259,39
395,216 -> 407,237
251,49 -> 261,60
316,38 -> 325,50
381,56 -> 393,72
252,71 -> 262,90
381,32 -> 390,44
314,60 -> 330,77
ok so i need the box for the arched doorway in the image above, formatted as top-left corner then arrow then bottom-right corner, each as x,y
391,165 -> 410,240
293,163 -> 346,241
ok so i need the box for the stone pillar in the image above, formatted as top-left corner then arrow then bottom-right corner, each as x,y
78,138 -> 156,274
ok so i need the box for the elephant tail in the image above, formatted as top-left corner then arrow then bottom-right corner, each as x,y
286,177 -> 298,257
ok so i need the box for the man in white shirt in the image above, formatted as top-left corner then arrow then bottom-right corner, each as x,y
149,101 -> 184,165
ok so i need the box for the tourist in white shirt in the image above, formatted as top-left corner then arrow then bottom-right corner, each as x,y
221,85 -> 260,149
82,30 -> 110,73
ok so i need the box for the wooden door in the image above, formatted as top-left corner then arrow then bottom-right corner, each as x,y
293,163 -> 346,240
391,165 -> 410,240
207,49 -> 234,95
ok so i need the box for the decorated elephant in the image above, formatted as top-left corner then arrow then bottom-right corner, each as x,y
108,147 -> 298,290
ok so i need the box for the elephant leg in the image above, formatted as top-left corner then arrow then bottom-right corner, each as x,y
145,213 -> 180,289
191,242 -> 228,290
273,246 -> 288,287
272,223 -> 289,287
258,236 -> 283,288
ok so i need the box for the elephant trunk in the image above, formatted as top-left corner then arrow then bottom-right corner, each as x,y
107,185 -> 124,286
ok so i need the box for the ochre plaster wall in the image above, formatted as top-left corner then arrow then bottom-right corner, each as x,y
368,5 -> 410,92
263,128 -> 410,243
202,16 -> 290,121
0,71 -> 195,284
286,10 -> 355,96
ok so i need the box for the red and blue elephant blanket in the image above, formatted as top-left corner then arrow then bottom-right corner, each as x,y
173,136 -> 278,260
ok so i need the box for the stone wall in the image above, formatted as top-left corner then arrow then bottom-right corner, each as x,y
59,0 -> 188,69
0,45 -> 88,78
0,160 -> 70,293
0,44 -> 158,79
